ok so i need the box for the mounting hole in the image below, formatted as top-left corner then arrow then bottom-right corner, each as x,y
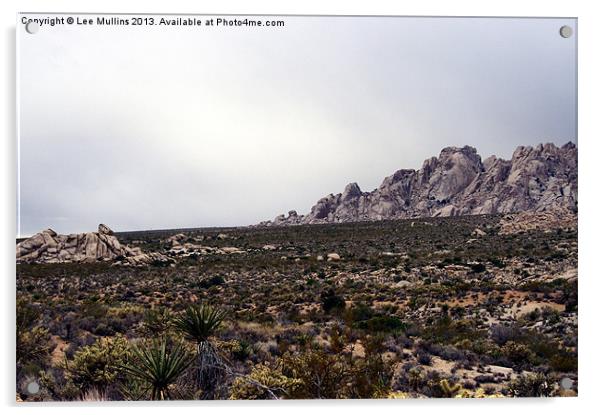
560,377 -> 574,390
25,21 -> 40,34
26,381 -> 40,395
559,25 -> 573,38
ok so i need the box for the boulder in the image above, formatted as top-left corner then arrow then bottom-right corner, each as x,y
472,228 -> 487,237
166,233 -> 187,246
220,247 -> 244,254
327,253 -> 341,262
262,244 -> 277,251
98,224 -> 114,235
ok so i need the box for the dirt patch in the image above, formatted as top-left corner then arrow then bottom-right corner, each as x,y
50,336 -> 68,365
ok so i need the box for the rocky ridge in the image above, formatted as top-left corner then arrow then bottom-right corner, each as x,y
263,142 -> 577,226
16,224 -> 173,266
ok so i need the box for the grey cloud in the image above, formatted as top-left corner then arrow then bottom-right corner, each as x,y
17,16 -> 576,236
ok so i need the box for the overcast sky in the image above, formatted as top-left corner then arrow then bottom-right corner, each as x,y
17,15 -> 576,236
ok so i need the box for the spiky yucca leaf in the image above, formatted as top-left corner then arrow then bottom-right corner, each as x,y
123,338 -> 193,400
174,304 -> 227,344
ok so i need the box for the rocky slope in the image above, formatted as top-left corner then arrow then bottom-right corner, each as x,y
16,224 -> 173,266
498,208 -> 577,235
263,142 -> 577,226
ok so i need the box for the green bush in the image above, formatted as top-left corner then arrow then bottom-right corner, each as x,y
199,275 -> 225,289
320,289 -> 346,314
501,341 -> 535,366
509,373 -> 554,397
281,349 -> 349,399
355,316 -> 405,333
550,351 -> 578,373
65,335 -> 130,395
140,307 -> 173,337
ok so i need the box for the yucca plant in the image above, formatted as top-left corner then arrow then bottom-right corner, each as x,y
123,338 -> 193,400
174,304 -> 227,344
174,304 -> 228,398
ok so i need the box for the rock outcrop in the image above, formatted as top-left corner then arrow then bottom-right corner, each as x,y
264,142 -> 577,225
16,224 -> 173,266
498,207 -> 577,235
161,233 -> 245,257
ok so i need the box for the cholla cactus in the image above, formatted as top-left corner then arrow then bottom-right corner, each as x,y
64,334 -> 130,397
387,391 -> 411,399
229,364 -> 301,400
454,389 -> 473,398
408,367 -> 423,391
473,388 -> 504,398
440,379 -> 462,398
454,387 -> 505,398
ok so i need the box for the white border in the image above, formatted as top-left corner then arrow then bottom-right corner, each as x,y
2,1 -> 600,414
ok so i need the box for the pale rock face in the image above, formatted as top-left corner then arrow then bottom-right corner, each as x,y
264,142 -> 577,225
98,223 -> 114,235
342,182 -> 362,201
220,247 -> 243,254
425,146 -> 482,203
327,253 -> 341,261
433,205 -> 458,217
472,228 -> 487,237
16,224 -> 173,266
166,233 -> 188,247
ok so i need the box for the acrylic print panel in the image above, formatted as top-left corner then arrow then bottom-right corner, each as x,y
16,14 -> 577,401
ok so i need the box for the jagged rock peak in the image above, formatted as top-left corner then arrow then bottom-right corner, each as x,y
342,182 -> 362,200
42,228 -> 58,237
98,224 -> 114,235
263,142 -> 577,226
439,145 -> 478,156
